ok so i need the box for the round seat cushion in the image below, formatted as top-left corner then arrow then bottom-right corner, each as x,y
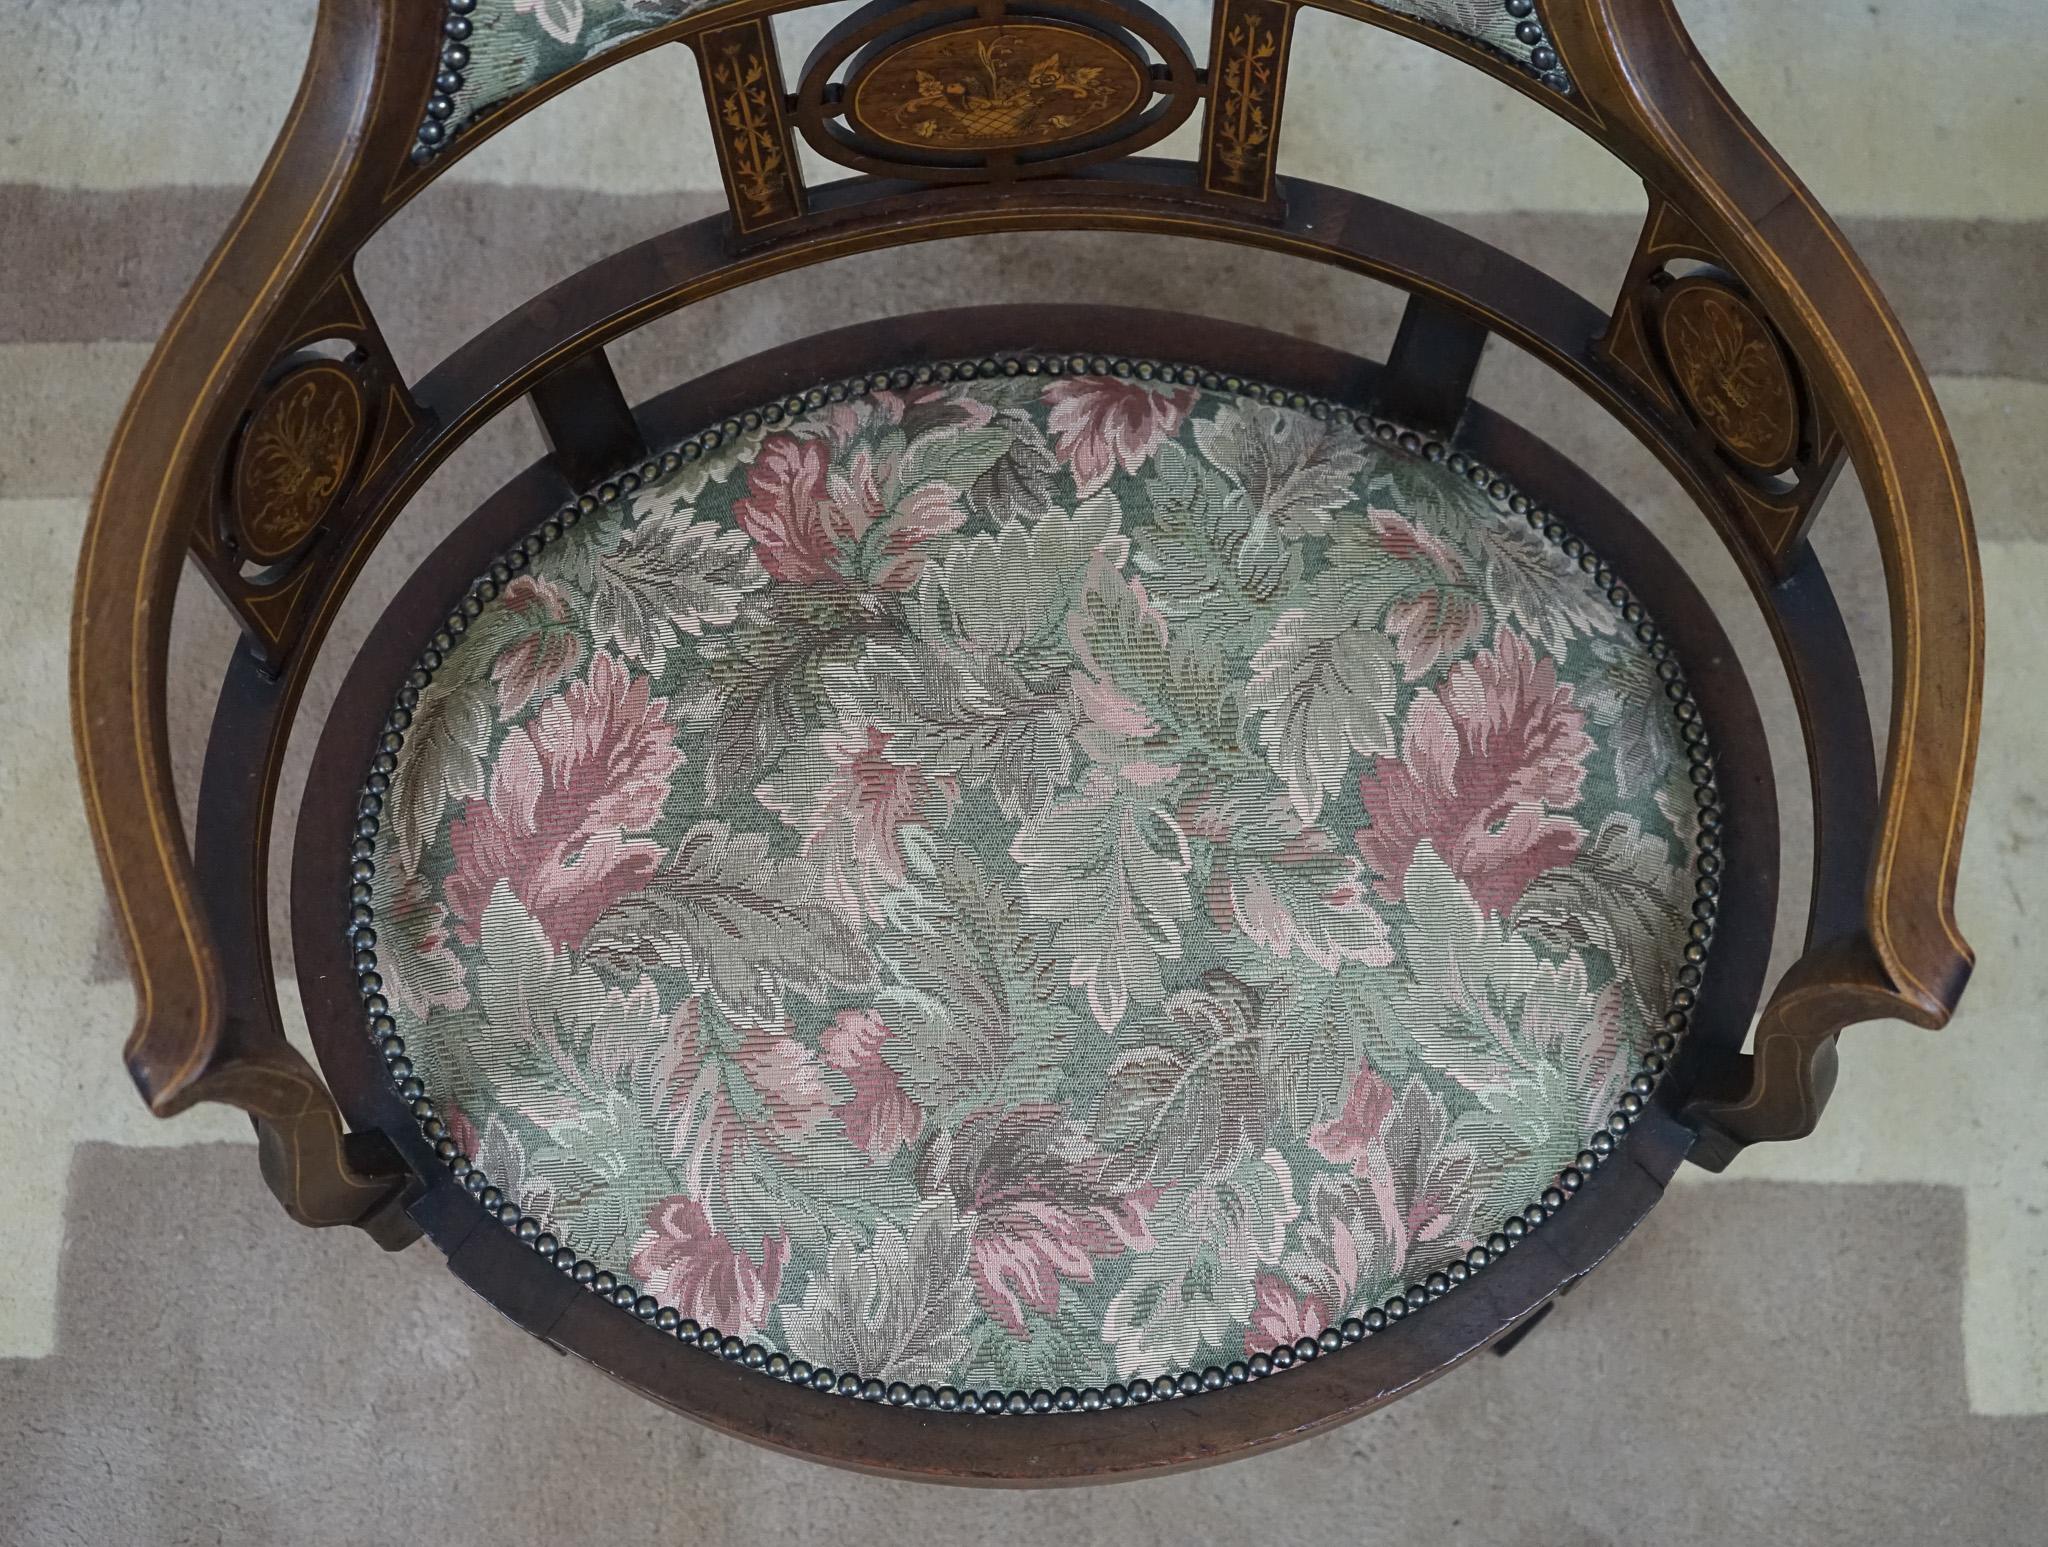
363,355 -> 1713,1405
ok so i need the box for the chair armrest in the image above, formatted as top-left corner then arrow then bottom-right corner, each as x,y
1550,0 -> 1982,1161
70,0 -> 420,1235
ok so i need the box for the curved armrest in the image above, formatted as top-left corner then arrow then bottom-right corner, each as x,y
70,0 -> 422,1234
1551,0 -> 1982,1160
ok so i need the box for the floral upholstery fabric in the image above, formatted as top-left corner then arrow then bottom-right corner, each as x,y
1370,1 -> 1553,66
370,361 -> 1706,1397
445,2 -> 704,139
440,1 -> 1560,141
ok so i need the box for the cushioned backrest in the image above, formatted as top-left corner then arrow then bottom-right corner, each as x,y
443,1 -> 700,138
1373,1 -> 1559,75
436,0 -> 1564,147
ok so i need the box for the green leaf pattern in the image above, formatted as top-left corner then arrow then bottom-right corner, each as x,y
373,365 -> 1702,1392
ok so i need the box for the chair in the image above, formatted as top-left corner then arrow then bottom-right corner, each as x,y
71,0 -> 1983,1481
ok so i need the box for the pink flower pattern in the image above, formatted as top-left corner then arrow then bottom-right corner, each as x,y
1356,628 -> 1595,913
1045,378 -> 1197,497
760,722 -> 959,922
373,369 -> 1701,1395
930,1107 -> 1157,1337
489,575 -> 585,716
821,1009 -> 924,1158
380,875 -> 470,1018
1309,1068 -> 1479,1279
631,1196 -> 790,1338
1246,1273 -> 1330,1355
666,995 -> 836,1188
733,436 -> 964,591
444,651 -> 682,948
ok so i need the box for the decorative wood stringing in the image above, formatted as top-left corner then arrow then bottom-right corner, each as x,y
74,0 -> 1986,1472
695,19 -> 806,236
190,267 -> 423,663
1203,0 -> 1295,204
1599,198 -> 1843,570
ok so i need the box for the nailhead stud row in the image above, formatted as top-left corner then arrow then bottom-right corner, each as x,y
352,351 -> 1714,1413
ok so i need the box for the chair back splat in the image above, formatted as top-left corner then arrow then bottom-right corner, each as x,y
72,0 -> 1981,1478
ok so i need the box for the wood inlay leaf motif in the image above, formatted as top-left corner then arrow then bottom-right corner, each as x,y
1205,0 -> 1290,200
231,362 -> 364,564
703,22 -> 802,232
1658,281 -> 1801,471
849,23 -> 1147,153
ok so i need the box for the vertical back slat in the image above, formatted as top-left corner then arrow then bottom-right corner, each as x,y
694,18 -> 809,237
1202,0 -> 1297,205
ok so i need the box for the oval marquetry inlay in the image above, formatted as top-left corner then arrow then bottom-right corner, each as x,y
1656,279 -> 1802,472
847,20 -> 1148,154
231,359 -> 365,564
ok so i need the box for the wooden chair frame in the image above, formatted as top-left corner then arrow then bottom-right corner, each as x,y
71,0 -> 1980,1479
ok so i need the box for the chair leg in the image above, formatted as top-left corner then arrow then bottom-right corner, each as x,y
1491,1298 -> 1560,1357
1375,293 -> 1489,436
528,343 -> 647,490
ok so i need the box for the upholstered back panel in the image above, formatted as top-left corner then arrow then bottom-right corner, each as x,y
431,0 -> 1563,151
440,1 -> 701,141
1373,1 -> 1559,75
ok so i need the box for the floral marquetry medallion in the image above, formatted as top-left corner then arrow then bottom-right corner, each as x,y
231,360 -> 365,564
1657,279 -> 1802,472
365,358 -> 1713,1402
794,0 -> 1199,181
847,22 -> 1149,152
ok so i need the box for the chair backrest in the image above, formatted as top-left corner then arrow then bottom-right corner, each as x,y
421,0 -> 1576,165
72,0 -> 1979,1235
